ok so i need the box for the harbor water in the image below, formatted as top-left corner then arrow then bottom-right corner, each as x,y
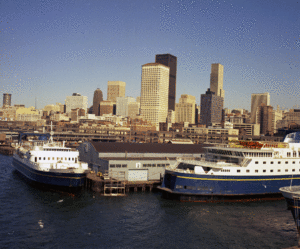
0,155 -> 298,249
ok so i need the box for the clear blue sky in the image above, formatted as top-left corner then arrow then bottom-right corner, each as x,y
1,0 -> 299,111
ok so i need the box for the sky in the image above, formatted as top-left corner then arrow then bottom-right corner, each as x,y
1,0 -> 299,111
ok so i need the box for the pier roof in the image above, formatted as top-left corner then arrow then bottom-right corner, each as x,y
90,142 -> 206,154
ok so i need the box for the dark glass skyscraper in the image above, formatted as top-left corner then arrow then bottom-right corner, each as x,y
155,54 -> 177,111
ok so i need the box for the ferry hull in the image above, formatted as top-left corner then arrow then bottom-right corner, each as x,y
12,157 -> 87,188
159,170 -> 300,202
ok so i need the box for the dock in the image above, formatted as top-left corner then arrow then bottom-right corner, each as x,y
0,145 -> 15,156
85,172 -> 161,195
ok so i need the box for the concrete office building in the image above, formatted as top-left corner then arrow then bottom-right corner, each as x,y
200,88 -> 224,127
155,54 -> 177,111
250,93 -> 270,123
140,63 -> 169,129
65,93 -> 88,114
257,104 -> 273,135
3,93 -> 12,108
127,101 -> 140,118
100,101 -> 113,116
175,94 -> 196,124
93,88 -> 103,116
210,63 -> 225,98
107,81 -> 126,102
116,97 -> 136,117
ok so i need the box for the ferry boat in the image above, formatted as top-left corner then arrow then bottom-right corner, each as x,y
159,132 -> 300,202
12,129 -> 89,189
280,186 -> 300,233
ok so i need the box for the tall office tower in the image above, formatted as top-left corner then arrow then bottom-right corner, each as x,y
93,88 -> 103,116
65,93 -> 88,113
257,103 -> 273,135
3,93 -> 12,108
250,93 -> 270,123
107,81 -> 126,102
210,63 -> 225,98
116,97 -> 136,117
155,54 -> 177,111
100,101 -> 113,116
175,94 -> 196,124
140,63 -> 169,128
200,88 -> 224,127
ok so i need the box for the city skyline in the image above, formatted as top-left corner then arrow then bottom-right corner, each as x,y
1,0 -> 299,111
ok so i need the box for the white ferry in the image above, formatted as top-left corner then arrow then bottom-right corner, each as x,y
12,129 -> 89,188
159,132 -> 300,202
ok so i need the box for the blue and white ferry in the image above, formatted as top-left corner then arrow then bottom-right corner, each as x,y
159,132 -> 300,202
12,130 -> 89,189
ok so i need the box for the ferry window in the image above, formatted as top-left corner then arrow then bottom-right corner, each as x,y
52,157 -> 54,160
278,161 -> 281,164
293,152 -> 297,157
287,152 -> 291,157
237,170 -> 240,173
278,169 -> 281,172
61,157 -> 63,160
43,157 -> 45,160
270,170 -> 273,173
271,161 -> 274,164
255,161 -> 258,164
293,161 -> 295,164
176,185 -> 183,189
292,169 -> 295,172
285,161 -> 288,164
72,158 -> 74,161
110,164 -> 115,168
285,169 -> 288,172
35,157 -> 37,162
48,157 -> 50,160
263,161 -> 266,164
147,164 -> 151,167
263,170 -> 266,173
246,170 -> 250,173
65,158 -> 67,161
69,158 -> 70,161
255,170 -> 258,173
122,164 -> 127,168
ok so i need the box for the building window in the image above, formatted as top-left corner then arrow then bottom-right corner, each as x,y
116,164 -> 121,168
110,164 -> 115,168
122,164 -> 127,168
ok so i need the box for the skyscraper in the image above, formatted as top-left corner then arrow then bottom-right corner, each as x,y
116,96 -> 136,117
210,63 -> 225,98
200,88 -> 224,127
155,54 -> 177,111
140,63 -> 169,128
250,93 -> 270,123
107,81 -> 126,102
175,94 -> 196,124
93,88 -> 103,116
3,93 -> 11,108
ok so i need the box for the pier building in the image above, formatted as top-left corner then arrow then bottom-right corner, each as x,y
78,142 -> 205,181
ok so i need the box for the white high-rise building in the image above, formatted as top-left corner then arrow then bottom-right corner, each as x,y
140,63 -> 169,129
250,93 -> 270,123
65,93 -> 88,113
116,96 -> 136,117
210,63 -> 225,98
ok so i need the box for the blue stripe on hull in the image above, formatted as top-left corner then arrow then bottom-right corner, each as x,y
12,157 -> 86,188
161,170 -> 300,197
